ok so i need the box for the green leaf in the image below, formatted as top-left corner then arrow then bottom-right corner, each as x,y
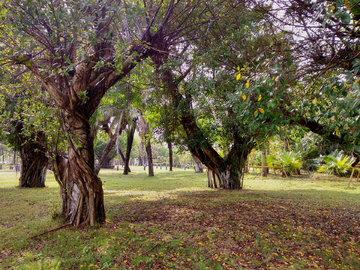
63,55 -> 71,64
287,58 -> 292,67
340,13 -> 351,24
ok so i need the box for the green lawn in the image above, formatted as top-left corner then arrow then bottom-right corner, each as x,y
1,167 -> 360,269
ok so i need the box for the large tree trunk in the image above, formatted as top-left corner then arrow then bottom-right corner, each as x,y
168,142 -> 173,171
146,140 -> 154,176
193,154 -> 204,173
60,111 -> 105,227
101,156 -> 114,168
123,121 -> 136,175
160,67 -> 254,189
16,123 -> 48,188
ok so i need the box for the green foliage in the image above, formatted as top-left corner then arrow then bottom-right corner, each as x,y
317,151 -> 355,176
278,151 -> 302,175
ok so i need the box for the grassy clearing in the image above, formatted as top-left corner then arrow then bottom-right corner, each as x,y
1,167 -> 360,269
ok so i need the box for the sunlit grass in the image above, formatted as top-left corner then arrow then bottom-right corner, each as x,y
1,167 -> 360,269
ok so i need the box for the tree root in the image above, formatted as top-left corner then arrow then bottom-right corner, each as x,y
29,223 -> 72,239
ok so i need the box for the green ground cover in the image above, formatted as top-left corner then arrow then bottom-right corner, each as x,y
0,167 -> 359,269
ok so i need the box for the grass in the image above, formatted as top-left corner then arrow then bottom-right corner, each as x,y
1,167 -> 360,269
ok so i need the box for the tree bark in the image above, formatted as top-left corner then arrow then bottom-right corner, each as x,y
123,120 -> 136,175
168,141 -> 173,171
61,110 -> 105,226
160,67 -> 254,189
261,145 -> 268,177
16,124 -> 48,188
207,169 -> 213,188
146,140 -> 154,177
193,154 -> 204,173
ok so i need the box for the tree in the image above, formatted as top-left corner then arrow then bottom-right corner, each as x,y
0,70 -> 62,187
138,114 -> 154,176
1,0 -> 219,226
123,118 -> 137,174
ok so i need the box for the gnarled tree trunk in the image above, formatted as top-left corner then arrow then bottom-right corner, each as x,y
193,154 -> 204,173
61,110 -> 105,227
16,124 -> 48,188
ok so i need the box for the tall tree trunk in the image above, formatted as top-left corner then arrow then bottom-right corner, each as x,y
61,110 -> 105,227
123,121 -> 136,175
168,141 -> 173,171
116,145 -> 126,165
261,144 -> 268,177
138,114 -> 154,176
16,123 -> 48,188
146,140 -> 154,176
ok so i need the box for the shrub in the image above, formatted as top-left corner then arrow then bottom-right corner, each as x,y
278,151 -> 302,175
317,151 -> 354,177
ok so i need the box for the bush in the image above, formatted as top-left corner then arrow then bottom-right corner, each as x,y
317,151 -> 354,177
278,151 -> 302,175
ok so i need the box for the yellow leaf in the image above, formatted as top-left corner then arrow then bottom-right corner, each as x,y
242,94 -> 246,100
89,264 -> 94,267
254,109 -> 258,116
236,73 -> 241,81
330,5 -> 335,10
345,0 -> 351,10
258,94 -> 262,101
312,98 -> 317,105
277,126 -> 280,131
246,79 -> 250,88
258,108 -> 264,114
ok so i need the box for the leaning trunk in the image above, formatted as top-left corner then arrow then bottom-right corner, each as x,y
123,123 -> 136,175
16,124 -> 48,188
192,154 -> 204,173
60,110 -> 105,227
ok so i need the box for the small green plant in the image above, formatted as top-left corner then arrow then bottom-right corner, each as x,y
317,151 -> 354,176
278,151 -> 302,175
101,261 -> 112,269
50,200 -> 61,219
